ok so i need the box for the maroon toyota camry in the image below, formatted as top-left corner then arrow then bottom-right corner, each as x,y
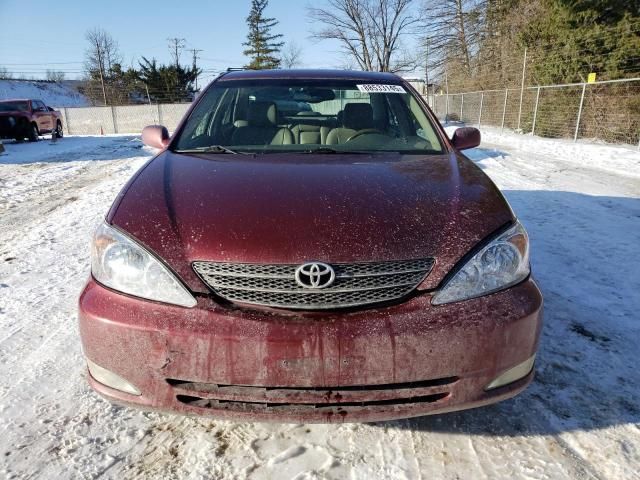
78,69 -> 542,423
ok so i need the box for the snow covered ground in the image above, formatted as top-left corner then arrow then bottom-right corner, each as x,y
0,79 -> 89,107
0,129 -> 639,479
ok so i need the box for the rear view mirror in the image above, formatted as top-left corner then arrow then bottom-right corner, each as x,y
451,127 -> 481,150
142,125 -> 170,149
292,88 -> 335,103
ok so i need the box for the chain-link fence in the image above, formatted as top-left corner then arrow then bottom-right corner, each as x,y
56,78 -> 640,148
57,102 -> 191,135
427,77 -> 640,147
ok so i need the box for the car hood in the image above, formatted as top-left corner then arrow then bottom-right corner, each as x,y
109,151 -> 514,293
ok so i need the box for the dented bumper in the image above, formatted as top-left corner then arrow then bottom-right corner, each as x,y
78,278 -> 543,423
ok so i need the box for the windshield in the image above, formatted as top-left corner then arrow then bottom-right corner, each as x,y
174,80 -> 444,154
0,101 -> 29,112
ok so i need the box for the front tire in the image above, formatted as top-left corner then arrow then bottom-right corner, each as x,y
27,123 -> 39,142
53,121 -> 63,139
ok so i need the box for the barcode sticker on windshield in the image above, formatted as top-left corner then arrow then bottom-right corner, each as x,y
356,84 -> 406,94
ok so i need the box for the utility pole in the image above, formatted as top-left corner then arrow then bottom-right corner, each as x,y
94,39 -> 107,106
167,37 -> 186,68
189,48 -> 203,90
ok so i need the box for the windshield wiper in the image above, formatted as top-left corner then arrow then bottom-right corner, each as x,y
173,145 -> 246,155
301,147 -> 370,154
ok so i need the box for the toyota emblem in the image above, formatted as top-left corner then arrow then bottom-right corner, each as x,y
294,262 -> 335,289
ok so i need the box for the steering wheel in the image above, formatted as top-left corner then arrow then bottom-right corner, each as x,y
346,128 -> 384,142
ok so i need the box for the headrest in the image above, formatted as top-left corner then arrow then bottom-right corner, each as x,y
248,101 -> 277,127
343,103 -> 373,130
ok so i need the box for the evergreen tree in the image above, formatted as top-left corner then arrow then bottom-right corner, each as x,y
518,0 -> 640,84
243,0 -> 284,69
427,0 -> 639,89
137,57 -> 201,103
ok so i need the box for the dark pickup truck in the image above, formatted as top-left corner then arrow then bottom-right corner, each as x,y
0,99 -> 63,141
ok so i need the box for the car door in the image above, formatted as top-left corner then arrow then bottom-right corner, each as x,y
32,100 -> 51,132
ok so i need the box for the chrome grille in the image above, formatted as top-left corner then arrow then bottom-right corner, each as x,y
193,259 -> 434,310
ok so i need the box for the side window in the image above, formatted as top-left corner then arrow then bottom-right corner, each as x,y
35,101 -> 46,111
220,89 -> 236,126
209,88 -> 236,137
193,111 -> 212,137
383,96 -> 401,137
384,95 -> 414,138
404,94 -> 441,148
177,88 -> 225,147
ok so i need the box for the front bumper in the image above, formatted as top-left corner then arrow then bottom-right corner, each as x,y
78,278 -> 543,423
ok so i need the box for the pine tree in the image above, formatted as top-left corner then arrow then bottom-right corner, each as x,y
243,0 -> 284,69
137,57 -> 200,103
518,0 -> 640,85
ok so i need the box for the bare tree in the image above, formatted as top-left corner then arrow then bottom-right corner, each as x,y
421,0 -> 484,86
0,67 -> 13,79
46,70 -> 66,82
281,41 -> 303,68
167,37 -> 186,68
85,28 -> 122,76
84,28 -> 123,105
308,0 -> 420,72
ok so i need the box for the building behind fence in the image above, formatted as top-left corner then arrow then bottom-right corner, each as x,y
57,77 -> 640,148
427,77 -> 640,147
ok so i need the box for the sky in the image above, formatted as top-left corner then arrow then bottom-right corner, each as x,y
0,0 -> 374,85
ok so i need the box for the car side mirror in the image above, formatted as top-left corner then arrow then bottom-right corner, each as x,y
451,127 -> 481,150
142,125 -> 170,149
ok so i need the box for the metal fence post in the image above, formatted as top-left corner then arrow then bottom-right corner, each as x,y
460,93 -> 464,122
574,83 -> 587,142
445,94 -> 449,121
158,103 -> 164,125
532,87 -> 541,135
478,92 -> 484,128
501,89 -> 508,133
62,107 -> 70,135
111,106 -> 118,134
517,47 -> 527,132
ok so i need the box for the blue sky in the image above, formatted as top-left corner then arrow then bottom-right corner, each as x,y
0,0 -> 362,83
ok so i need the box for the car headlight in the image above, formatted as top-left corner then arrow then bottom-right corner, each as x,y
91,222 -> 197,307
432,221 -> 530,305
